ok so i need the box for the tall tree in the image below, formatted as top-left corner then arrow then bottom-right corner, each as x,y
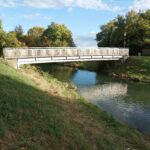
3,32 -> 24,47
42,22 -> 75,47
140,10 -> 150,48
96,21 -> 117,47
15,25 -> 24,37
96,10 -> 150,55
14,25 -> 26,46
26,27 -> 45,47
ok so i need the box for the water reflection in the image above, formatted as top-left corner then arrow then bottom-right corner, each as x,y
36,64 -> 76,82
37,64 -> 150,133
77,83 -> 128,100
72,70 -> 150,133
72,70 -> 97,86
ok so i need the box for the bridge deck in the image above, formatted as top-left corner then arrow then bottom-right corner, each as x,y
3,47 -> 129,68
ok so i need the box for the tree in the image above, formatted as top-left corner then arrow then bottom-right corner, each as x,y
26,27 -> 45,47
14,25 -> 27,46
0,31 -> 25,56
0,19 -> 5,55
0,19 -> 2,31
96,21 -> 117,47
3,32 -> 25,48
140,10 -> 150,48
42,22 -> 75,47
96,10 -> 150,55
111,15 -> 126,47
125,10 -> 150,55
15,25 -> 23,37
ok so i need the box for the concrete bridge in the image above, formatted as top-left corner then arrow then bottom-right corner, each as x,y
3,47 -> 129,68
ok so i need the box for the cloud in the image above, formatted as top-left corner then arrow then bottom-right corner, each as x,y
74,33 -> 97,47
0,0 -> 17,7
0,0 -> 121,12
23,13 -> 52,20
23,0 -> 120,11
129,0 -> 150,12
23,13 -> 41,19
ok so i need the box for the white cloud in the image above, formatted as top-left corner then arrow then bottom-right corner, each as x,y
74,0 -> 109,10
74,33 -> 97,47
23,13 -> 52,20
0,0 -> 121,12
23,13 -> 40,19
0,0 -> 17,7
129,0 -> 150,12
23,0 -> 120,11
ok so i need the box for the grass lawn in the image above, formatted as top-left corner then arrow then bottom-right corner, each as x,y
0,60 -> 150,150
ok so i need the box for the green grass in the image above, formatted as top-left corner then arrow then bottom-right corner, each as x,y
110,56 -> 150,82
0,60 -> 150,149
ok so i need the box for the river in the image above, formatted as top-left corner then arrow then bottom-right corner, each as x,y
39,64 -> 150,133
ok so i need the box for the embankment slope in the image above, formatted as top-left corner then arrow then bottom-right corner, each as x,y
0,60 -> 150,150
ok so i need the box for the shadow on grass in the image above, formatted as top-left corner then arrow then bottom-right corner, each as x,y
0,73 -> 149,150
0,74 -> 90,149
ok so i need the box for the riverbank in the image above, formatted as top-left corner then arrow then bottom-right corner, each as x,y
110,56 -> 150,83
69,56 -> 150,83
0,60 -> 150,149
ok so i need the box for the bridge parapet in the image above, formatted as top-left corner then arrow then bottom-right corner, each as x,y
3,47 -> 129,59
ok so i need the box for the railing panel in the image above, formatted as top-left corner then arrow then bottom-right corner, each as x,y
3,49 -> 16,58
19,49 -> 28,58
37,49 -> 48,57
3,47 -> 129,59
65,48 -> 77,56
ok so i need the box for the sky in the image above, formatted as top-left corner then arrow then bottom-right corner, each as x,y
0,0 -> 150,47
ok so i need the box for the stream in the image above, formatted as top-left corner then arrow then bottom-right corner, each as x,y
39,65 -> 150,133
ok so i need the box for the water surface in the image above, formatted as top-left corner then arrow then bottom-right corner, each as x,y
39,65 -> 150,133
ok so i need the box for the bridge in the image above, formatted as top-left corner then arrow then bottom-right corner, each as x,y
3,47 -> 129,68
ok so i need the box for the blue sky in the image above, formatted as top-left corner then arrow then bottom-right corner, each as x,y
0,0 -> 150,46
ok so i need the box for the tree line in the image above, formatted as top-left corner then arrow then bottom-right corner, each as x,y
0,10 -> 149,56
96,10 -> 150,55
0,21 -> 75,55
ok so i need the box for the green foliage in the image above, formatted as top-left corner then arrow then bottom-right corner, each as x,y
26,27 -> 45,47
3,32 -> 25,48
0,19 -> 4,55
0,118 -> 5,138
15,25 -> 24,37
0,19 -> 75,56
0,31 -> 26,56
0,31 -> 5,48
14,25 -> 27,45
0,23 -> 25,56
42,22 -> 75,47
111,56 -> 150,82
96,10 -> 150,55
0,19 -> 2,31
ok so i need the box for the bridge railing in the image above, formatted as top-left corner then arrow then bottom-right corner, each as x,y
3,47 -> 129,59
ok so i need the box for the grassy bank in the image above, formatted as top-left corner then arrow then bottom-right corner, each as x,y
0,60 -> 150,150
109,56 -> 150,82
